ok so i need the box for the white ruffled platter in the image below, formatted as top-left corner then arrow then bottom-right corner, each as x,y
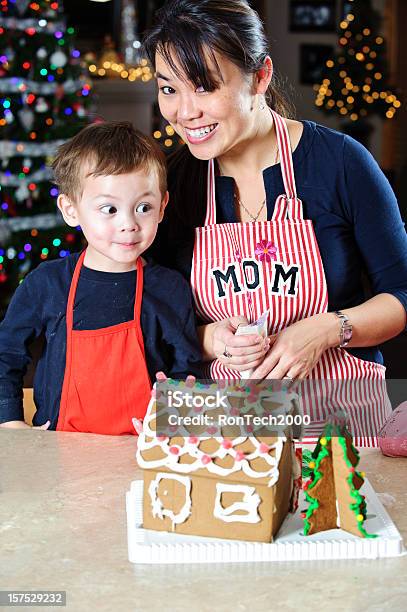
126,479 -> 405,564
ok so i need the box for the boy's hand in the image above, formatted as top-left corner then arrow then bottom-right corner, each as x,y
0,420 -> 50,430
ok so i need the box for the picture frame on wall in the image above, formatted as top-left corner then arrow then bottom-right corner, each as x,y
341,1 -> 354,19
299,44 -> 334,85
290,1 -> 336,32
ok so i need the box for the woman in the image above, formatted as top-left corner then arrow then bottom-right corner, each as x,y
144,0 -> 407,444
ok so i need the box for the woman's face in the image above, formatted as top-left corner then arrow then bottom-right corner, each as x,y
155,49 -> 259,161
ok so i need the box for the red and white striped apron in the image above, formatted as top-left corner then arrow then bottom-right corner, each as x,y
190,110 -> 391,447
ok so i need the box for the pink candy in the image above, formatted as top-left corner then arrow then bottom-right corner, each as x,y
379,402 -> 407,457
188,436 -> 199,445
222,439 -> 232,449
157,435 -> 167,442
169,446 -> 180,455
207,426 -> 217,435
235,450 -> 245,462
201,454 -> 212,465
259,442 -> 269,454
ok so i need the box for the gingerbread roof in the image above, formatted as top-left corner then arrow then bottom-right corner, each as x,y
136,380 -> 299,486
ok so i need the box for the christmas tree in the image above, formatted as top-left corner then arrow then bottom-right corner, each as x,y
302,422 -> 376,538
314,0 -> 401,125
0,0 -> 92,309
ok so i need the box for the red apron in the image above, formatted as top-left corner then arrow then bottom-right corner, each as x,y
191,110 -> 391,446
56,251 -> 151,435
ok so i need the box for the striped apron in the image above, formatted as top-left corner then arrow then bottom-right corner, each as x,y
190,110 -> 391,447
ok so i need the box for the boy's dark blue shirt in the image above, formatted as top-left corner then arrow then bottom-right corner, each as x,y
0,253 -> 202,428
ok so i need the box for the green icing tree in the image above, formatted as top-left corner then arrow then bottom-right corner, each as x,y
0,0 -> 92,308
302,422 -> 376,538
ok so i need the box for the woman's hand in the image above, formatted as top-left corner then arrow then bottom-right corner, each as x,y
251,313 -> 339,380
213,316 -> 270,372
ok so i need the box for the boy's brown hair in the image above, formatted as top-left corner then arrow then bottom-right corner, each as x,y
52,121 -> 167,201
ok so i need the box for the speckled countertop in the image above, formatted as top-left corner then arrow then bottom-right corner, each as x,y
1,431 -> 406,612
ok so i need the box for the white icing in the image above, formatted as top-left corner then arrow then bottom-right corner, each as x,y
213,483 -> 261,523
148,472 -> 192,531
136,380 -> 298,486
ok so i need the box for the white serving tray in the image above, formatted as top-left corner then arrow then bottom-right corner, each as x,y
126,479 -> 405,564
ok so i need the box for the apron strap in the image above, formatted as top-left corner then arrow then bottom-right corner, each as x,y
66,250 -> 86,332
133,256 -> 143,319
204,159 -> 217,226
271,110 -> 304,221
134,257 -> 146,357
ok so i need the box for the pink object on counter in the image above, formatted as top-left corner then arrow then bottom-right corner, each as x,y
379,402 -> 407,457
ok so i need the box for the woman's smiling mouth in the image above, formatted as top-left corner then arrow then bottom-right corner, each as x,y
184,123 -> 218,144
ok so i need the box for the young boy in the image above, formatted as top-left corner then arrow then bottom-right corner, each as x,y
0,122 -> 202,434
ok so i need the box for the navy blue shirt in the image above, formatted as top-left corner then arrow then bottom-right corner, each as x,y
159,121 -> 407,365
0,252 -> 202,428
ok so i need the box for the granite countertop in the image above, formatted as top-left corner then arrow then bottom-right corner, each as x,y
1,431 -> 406,612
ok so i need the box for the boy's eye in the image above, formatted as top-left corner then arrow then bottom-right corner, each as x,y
136,202 -> 151,213
100,205 -> 117,215
160,85 -> 176,95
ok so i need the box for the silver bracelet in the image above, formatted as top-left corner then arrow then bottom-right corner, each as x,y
334,311 -> 353,347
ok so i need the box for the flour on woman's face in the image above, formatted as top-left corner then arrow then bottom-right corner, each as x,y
155,48 -> 261,162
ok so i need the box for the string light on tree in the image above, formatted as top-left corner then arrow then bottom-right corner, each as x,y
314,0 -> 401,123
0,0 -> 91,305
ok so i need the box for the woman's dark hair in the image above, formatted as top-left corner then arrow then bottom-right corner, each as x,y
143,0 -> 294,271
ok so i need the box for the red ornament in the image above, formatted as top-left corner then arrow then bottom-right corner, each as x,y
169,446 -> 180,455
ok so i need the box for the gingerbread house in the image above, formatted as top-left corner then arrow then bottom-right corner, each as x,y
136,380 -> 301,543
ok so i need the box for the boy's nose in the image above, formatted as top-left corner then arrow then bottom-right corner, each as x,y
120,217 -> 139,232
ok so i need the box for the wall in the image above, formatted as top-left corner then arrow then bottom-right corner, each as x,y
264,0 -> 386,161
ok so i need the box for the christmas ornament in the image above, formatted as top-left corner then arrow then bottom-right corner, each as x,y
50,50 -> 67,68
36,47 -> 48,60
5,111 -> 14,124
15,183 -> 30,202
18,108 -> 34,130
35,97 -> 48,113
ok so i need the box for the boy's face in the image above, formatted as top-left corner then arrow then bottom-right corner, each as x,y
58,167 -> 168,272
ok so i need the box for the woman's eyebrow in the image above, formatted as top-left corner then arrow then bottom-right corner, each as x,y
156,72 -> 171,81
